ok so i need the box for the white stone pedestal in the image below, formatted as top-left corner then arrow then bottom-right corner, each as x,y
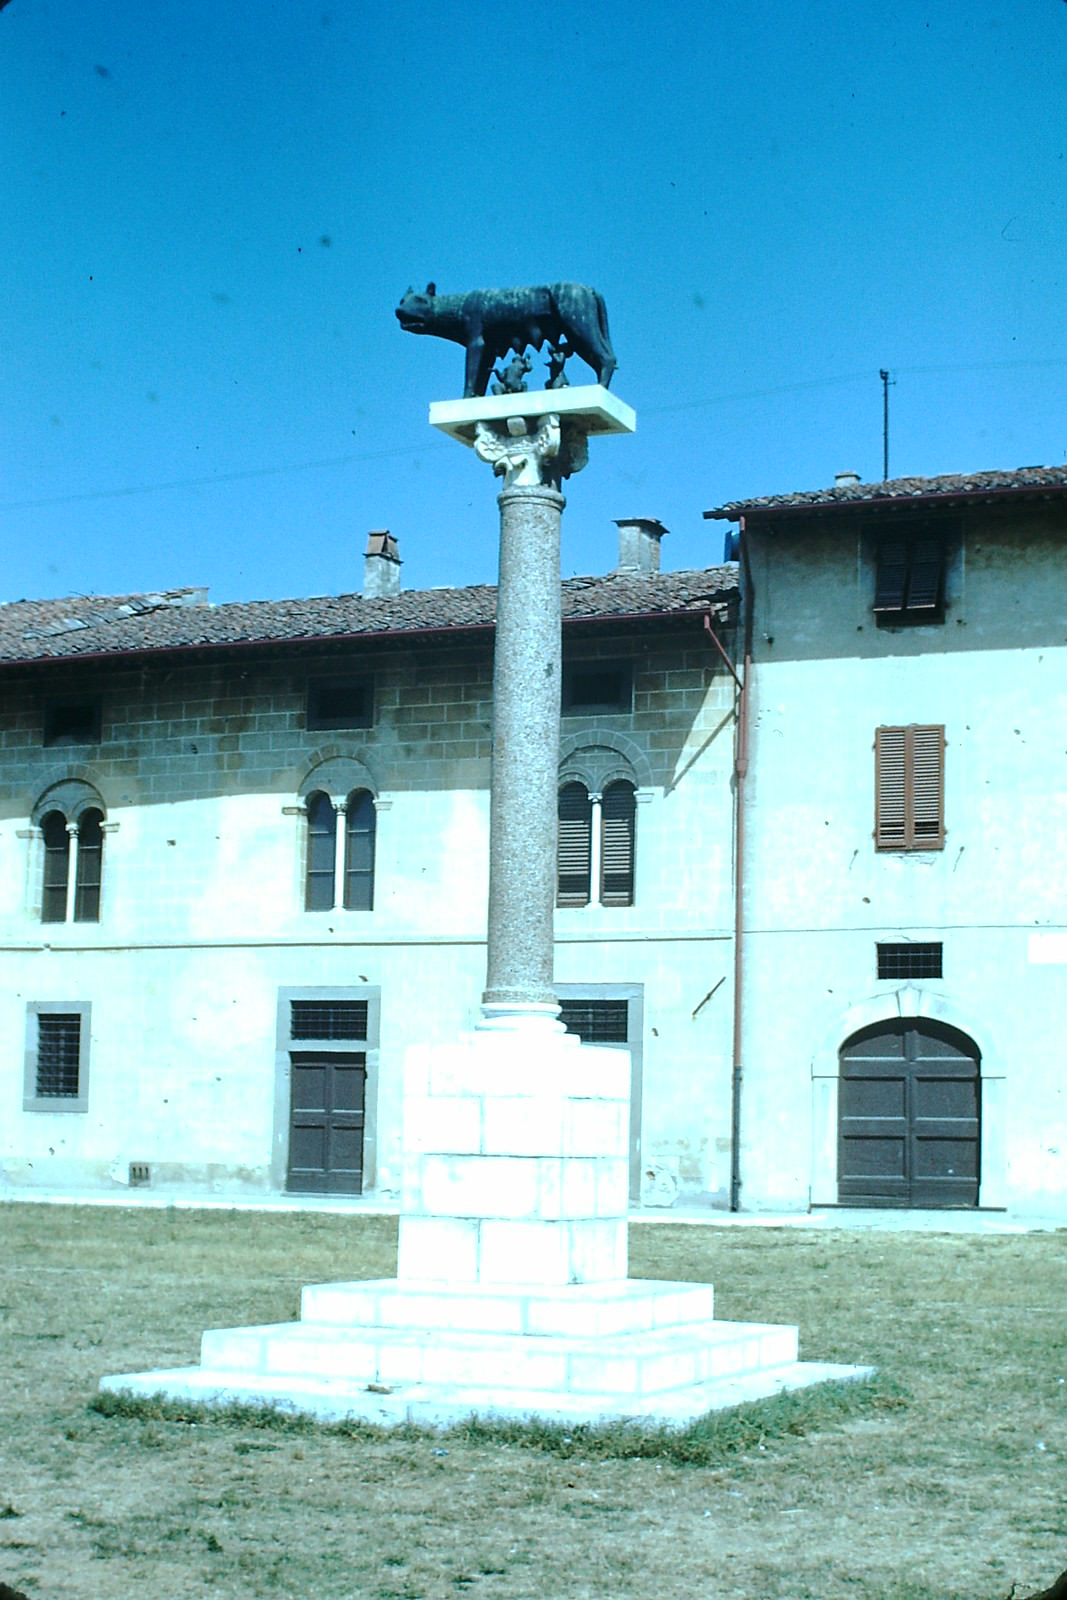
100,1028 -> 870,1426
397,1025 -> 628,1287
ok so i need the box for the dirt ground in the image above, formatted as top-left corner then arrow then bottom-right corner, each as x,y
0,1205 -> 1064,1599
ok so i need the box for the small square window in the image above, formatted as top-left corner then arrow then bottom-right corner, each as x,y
24,1002 -> 91,1112
44,701 -> 101,746
290,1000 -> 369,1040
307,679 -> 374,731
561,661 -> 632,715
876,942 -> 943,979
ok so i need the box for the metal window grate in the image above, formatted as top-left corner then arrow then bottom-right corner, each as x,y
558,999 -> 629,1044
36,1014 -> 81,1097
291,1000 -> 369,1040
876,943 -> 943,980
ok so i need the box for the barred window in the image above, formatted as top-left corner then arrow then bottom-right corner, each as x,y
558,999 -> 629,1043
291,1000 -> 369,1040
875,726 -> 945,851
877,943 -> 943,979
25,1002 -> 91,1112
36,1014 -> 82,1097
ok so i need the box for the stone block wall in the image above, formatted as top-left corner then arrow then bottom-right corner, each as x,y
0,618 -> 738,1199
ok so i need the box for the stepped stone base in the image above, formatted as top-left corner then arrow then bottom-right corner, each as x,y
100,1027 -> 870,1427
100,1275 -> 870,1427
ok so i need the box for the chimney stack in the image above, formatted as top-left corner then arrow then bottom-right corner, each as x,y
614,517 -> 667,575
364,530 -> 401,598
834,471 -> 861,489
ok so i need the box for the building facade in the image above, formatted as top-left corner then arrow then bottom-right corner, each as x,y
1,527 -> 740,1206
708,467 -> 1067,1217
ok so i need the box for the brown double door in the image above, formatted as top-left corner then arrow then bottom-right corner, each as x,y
838,1019 -> 980,1207
287,1051 -> 366,1194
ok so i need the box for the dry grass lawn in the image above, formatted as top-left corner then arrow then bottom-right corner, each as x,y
0,1204 -> 1064,1600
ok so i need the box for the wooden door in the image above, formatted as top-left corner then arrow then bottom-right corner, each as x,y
287,1051 -> 366,1194
838,1020 -> 980,1207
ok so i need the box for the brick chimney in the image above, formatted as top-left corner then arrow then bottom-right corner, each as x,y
364,531 -> 401,598
614,518 -> 667,574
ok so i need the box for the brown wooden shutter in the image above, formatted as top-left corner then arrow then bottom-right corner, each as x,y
557,783 -> 592,905
343,790 -> 375,911
73,808 -> 103,922
906,541 -> 944,613
908,725 -> 945,846
41,811 -> 70,923
875,728 -> 907,847
876,725 -> 945,850
600,781 -> 636,906
874,543 -> 909,612
305,791 -> 337,910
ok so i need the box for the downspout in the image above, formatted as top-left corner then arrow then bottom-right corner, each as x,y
702,545 -> 751,1212
731,523 -> 755,1210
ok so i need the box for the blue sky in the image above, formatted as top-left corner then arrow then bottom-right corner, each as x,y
3,0 -> 1066,603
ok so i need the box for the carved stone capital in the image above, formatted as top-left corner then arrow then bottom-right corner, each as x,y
474,414 -> 560,487
472,414 -> 592,488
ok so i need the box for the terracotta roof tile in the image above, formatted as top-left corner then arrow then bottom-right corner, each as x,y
705,466 -> 1067,520
0,568 -> 737,667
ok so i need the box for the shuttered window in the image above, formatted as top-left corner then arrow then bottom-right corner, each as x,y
41,811 -> 70,923
343,790 -> 375,911
74,808 -> 103,922
305,791 -> 337,910
557,783 -> 592,906
600,781 -> 636,905
875,725 -> 945,850
874,537 -> 945,623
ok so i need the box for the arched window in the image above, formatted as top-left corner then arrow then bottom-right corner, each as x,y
74,808 -> 104,921
557,782 -> 593,906
305,791 -> 337,911
600,781 -> 636,906
343,790 -> 375,911
36,787 -> 107,924
41,811 -> 70,923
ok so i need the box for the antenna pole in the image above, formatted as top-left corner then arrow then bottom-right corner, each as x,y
879,368 -> 894,480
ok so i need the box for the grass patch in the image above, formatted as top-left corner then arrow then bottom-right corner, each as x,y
91,1371 -> 906,1466
2,1204 -> 1065,1600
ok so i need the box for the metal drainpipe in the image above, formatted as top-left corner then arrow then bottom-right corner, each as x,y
702,562 -> 751,1214
731,523 -> 755,1211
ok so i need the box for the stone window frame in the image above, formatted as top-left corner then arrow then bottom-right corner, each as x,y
292,755 -> 389,914
28,779 -> 113,924
556,732 -> 653,909
24,1000 -> 92,1113
555,982 -> 644,1202
272,985 -> 382,1192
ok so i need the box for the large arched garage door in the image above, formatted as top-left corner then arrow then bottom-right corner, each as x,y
838,1019 -> 980,1207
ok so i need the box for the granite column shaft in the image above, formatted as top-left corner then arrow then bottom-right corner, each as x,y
482,481 -> 565,1015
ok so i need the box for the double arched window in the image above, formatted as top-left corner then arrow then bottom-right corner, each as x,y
305,789 -> 376,911
35,785 -> 106,923
557,779 -> 637,907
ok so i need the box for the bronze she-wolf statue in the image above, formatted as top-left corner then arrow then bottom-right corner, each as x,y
395,281 -> 617,398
